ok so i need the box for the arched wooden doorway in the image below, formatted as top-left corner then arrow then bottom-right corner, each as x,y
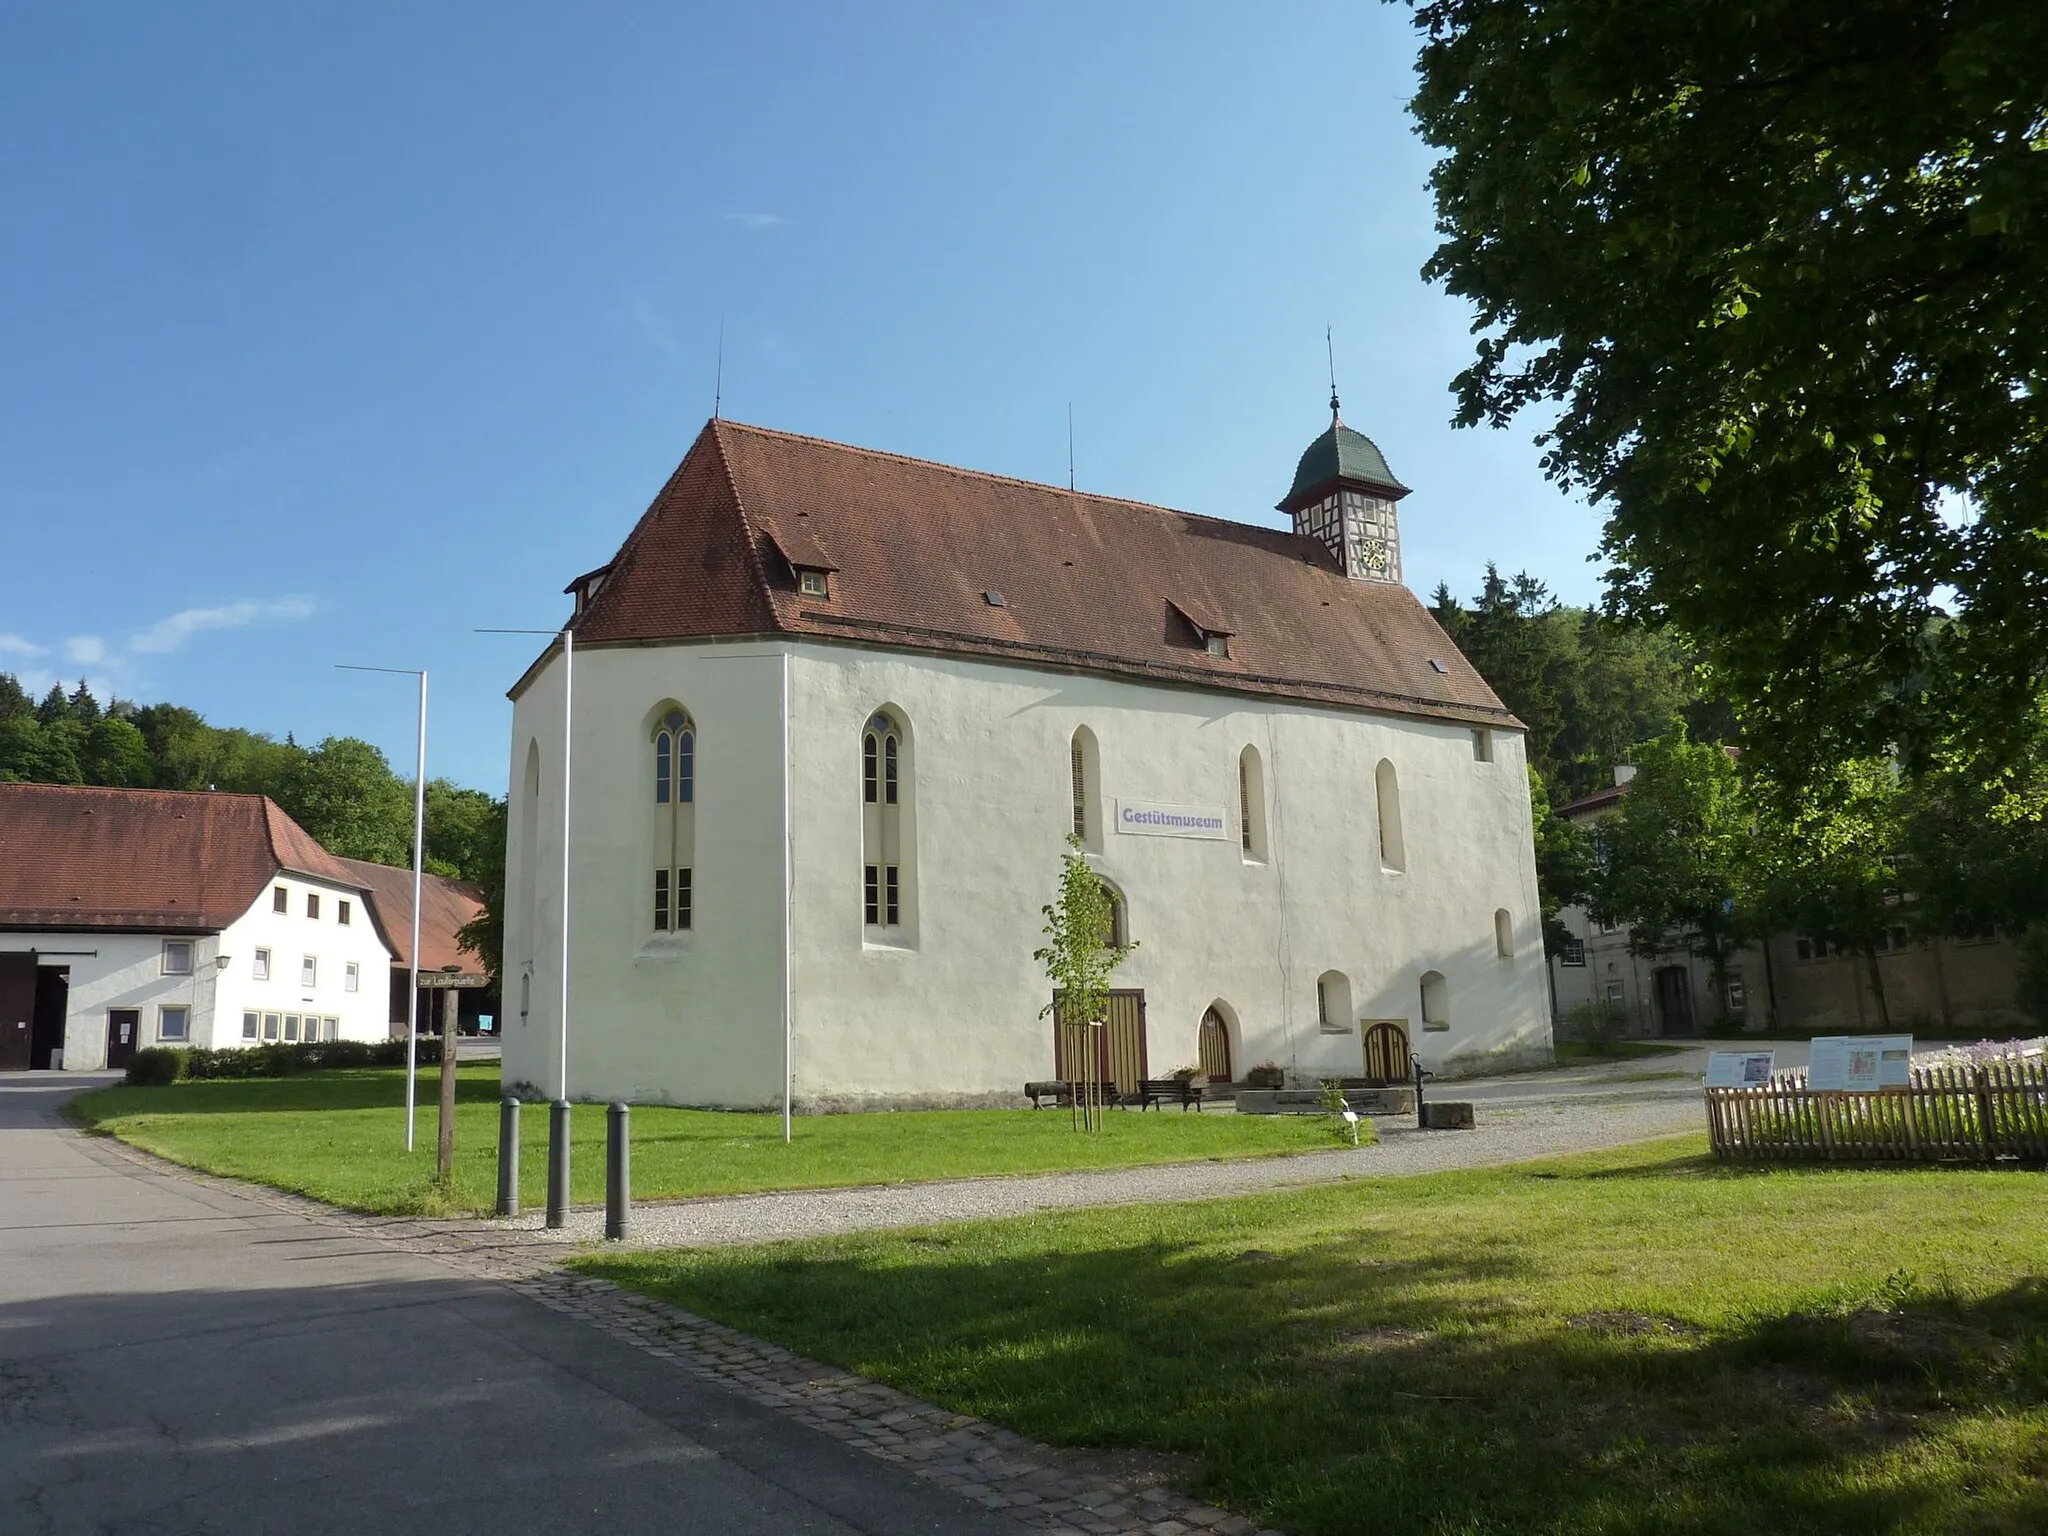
1360,1019 -> 1412,1085
1198,1006 -> 1233,1083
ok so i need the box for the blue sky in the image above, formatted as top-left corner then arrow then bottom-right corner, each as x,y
0,2 -> 1602,793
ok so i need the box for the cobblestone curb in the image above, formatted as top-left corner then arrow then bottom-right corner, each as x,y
76,1133 -> 1280,1534
513,1269 -> 1281,1536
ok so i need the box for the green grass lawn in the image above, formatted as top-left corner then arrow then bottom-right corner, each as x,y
62,1066 -> 1342,1216
582,1139 -> 2048,1536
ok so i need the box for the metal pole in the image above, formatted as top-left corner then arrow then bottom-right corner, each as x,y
559,628 -> 572,1103
496,1095 -> 520,1216
405,671 -> 427,1151
547,1098 -> 571,1229
781,648 -> 793,1144
605,1101 -> 630,1241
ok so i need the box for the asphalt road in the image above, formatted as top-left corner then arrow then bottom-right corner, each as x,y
0,1073 -> 1023,1536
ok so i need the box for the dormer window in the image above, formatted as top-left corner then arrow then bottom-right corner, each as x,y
799,568 -> 830,598
1205,633 -> 1229,658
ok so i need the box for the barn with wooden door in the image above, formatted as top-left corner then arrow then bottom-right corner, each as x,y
0,784 -> 396,1070
503,406 -> 1555,1110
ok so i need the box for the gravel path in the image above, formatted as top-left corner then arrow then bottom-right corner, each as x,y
505,1093 -> 1704,1250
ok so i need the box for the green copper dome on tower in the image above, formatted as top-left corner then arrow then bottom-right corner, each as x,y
1277,401 -> 1409,513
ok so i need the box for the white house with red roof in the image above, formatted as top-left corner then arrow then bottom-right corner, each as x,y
502,411 -> 1553,1109
0,784 -> 399,1070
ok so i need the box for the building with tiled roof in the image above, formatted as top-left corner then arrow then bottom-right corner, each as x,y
333,857 -> 495,1039
503,411 -> 1553,1109
0,784 -> 397,1070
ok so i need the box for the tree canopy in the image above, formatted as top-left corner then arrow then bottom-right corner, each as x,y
1405,0 -> 2048,782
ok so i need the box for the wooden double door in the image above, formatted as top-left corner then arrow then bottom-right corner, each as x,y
1052,989 -> 1148,1095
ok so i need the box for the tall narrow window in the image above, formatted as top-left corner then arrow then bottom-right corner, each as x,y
1068,727 -> 1100,849
1071,737 -> 1087,839
862,710 -> 913,934
1238,744 -> 1267,862
306,892 -> 320,920
1317,971 -> 1353,1034
651,706 -> 697,932
1494,908 -> 1514,958
1375,759 -> 1406,873
1420,970 -> 1449,1030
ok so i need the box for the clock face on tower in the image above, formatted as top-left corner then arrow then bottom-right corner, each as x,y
1353,534 -> 1391,576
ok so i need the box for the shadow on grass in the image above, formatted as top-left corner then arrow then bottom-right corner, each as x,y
64,1068 -> 507,1124
586,1229 -> 2048,1536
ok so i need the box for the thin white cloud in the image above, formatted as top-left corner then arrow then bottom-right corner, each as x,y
64,635 -> 107,666
722,212 -> 785,229
0,634 -> 44,657
128,596 -> 316,656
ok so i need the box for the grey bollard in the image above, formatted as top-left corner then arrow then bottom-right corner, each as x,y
496,1096 -> 521,1217
546,1099 -> 571,1230
605,1101 -> 630,1242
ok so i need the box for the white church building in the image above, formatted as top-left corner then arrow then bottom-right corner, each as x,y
501,409 -> 1551,1109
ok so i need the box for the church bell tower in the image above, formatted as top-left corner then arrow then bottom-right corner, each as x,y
1277,391 -> 1410,585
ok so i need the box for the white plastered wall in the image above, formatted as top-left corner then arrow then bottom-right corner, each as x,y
505,636 -> 1552,1107
6,871 -> 392,1070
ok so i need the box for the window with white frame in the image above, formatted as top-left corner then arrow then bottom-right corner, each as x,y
161,940 -> 193,976
253,947 -> 271,982
344,962 -> 359,993
651,705 -> 696,932
862,709 -> 912,931
1316,971 -> 1353,1034
273,885 -> 289,914
301,955 -> 317,988
242,1010 -> 259,1041
1238,745 -> 1267,861
262,1012 -> 281,1042
159,1005 -> 190,1042
283,1013 -> 301,1043
306,892 -> 320,920
1375,759 -> 1406,873
337,899 -> 351,926
1068,727 -> 1100,848
1419,970 -> 1449,1030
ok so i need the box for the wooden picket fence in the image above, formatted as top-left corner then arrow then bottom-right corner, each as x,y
1706,1058 -> 2048,1164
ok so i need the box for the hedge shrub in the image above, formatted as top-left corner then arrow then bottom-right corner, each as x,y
123,1038 -> 411,1087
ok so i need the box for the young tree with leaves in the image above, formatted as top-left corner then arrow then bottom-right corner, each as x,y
1034,836 -> 1133,1034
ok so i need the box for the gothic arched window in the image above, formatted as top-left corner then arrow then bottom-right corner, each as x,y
652,706 -> 696,931
862,710 -> 913,932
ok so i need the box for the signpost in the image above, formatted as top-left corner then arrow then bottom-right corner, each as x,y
1806,1035 -> 1914,1091
1705,1049 -> 1777,1089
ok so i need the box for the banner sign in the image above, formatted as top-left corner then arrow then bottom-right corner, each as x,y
1705,1050 -> 1776,1088
1807,1034 -> 1914,1091
1113,799 -> 1229,841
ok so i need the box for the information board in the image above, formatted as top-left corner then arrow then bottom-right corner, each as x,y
1113,799 -> 1229,840
1806,1035 -> 1914,1091
1705,1050 -> 1776,1088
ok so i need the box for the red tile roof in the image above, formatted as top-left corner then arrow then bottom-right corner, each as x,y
333,857 -> 485,976
518,420 -> 1516,728
0,783 -> 374,934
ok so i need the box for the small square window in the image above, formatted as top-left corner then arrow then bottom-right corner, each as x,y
253,947 -> 271,982
162,941 -> 193,976
337,899 -> 351,926
301,955 -> 318,988
273,886 -> 289,914
344,962 -> 359,993
159,1005 -> 190,1043
306,893 -> 320,920
1205,633 -> 1229,658
799,569 -> 830,598
1428,658 -> 1449,675
242,1010 -> 259,1042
